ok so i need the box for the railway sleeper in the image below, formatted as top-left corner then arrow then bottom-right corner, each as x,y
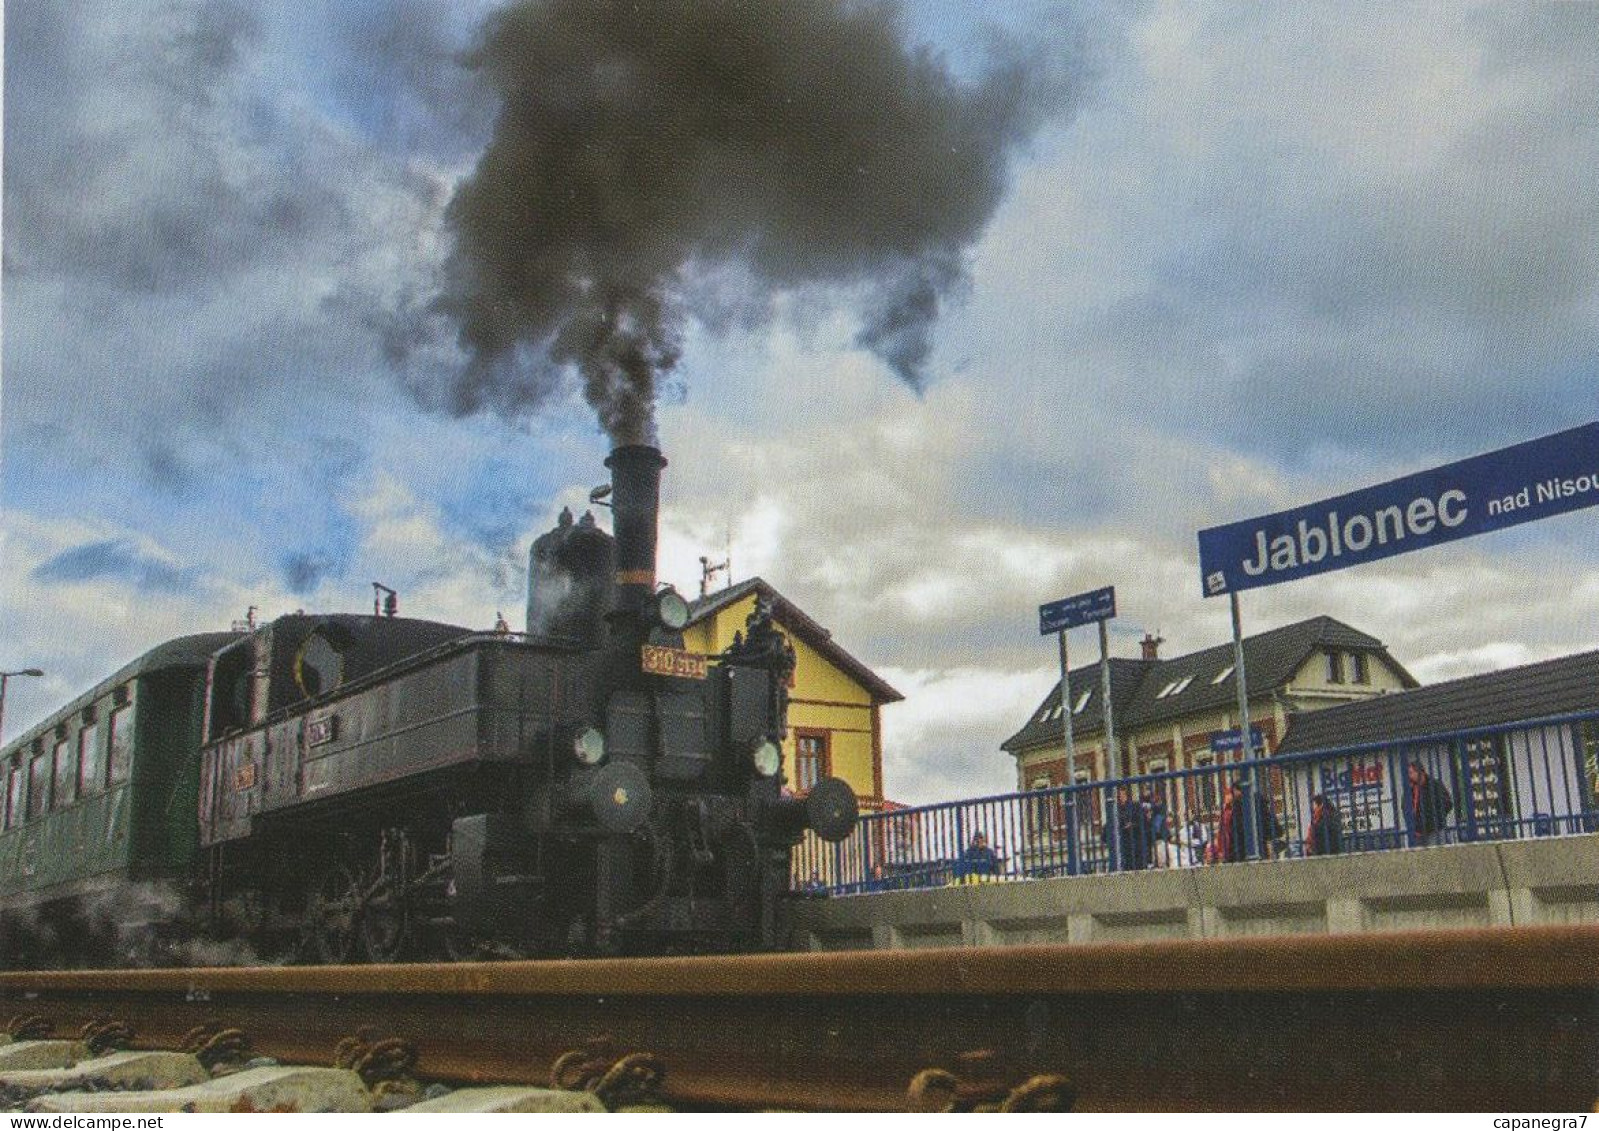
0,1040 -> 662,1113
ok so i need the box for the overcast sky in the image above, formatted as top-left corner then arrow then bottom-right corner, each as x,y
4,1 -> 1598,805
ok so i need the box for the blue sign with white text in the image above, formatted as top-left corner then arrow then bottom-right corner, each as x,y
1039,586 -> 1116,634
1209,726 -> 1264,755
1197,421 -> 1599,596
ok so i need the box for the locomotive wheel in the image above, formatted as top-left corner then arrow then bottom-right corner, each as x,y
302,863 -> 361,964
359,872 -> 409,963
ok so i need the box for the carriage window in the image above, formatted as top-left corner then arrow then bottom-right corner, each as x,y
78,717 -> 104,796
294,632 -> 346,699
108,705 -> 135,784
4,766 -> 21,830
28,750 -> 50,819
53,736 -> 78,809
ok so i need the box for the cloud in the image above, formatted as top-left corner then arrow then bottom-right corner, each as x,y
32,539 -> 199,594
5,2 -> 1597,810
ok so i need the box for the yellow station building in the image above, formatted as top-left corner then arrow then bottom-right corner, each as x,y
682,578 -> 901,813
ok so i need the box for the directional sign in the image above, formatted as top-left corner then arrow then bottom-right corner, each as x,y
1198,421 -> 1599,597
1039,586 -> 1116,635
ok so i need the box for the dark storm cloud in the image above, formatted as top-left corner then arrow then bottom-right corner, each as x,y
280,551 -> 338,594
1,1 -> 301,296
33,540 -> 197,594
2,0 -> 459,561
436,0 -> 1067,443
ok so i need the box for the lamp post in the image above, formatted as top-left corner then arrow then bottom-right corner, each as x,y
0,669 -> 44,748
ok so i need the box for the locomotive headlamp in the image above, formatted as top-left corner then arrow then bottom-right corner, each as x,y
750,739 -> 782,778
573,726 -> 607,766
654,588 -> 691,630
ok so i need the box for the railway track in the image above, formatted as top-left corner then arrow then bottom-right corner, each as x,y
2,924 -> 1596,1111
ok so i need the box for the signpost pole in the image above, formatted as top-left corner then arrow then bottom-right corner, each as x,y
1057,629 -> 1074,771
1099,618 -> 1118,780
1229,589 -> 1260,860
1229,590 -> 1252,763
1099,617 -> 1122,874
1039,586 -> 1119,873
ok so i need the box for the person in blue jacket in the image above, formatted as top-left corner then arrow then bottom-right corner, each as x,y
962,831 -> 1000,877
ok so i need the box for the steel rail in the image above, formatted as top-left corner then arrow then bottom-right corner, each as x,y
3,925 -> 1596,1111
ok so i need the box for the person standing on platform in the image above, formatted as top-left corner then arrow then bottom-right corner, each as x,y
1103,786 -> 1151,871
1218,779 -> 1280,862
1305,793 -> 1344,856
1405,762 -> 1453,847
962,831 -> 1000,877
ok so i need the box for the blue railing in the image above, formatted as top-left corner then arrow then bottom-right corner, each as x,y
792,709 -> 1599,896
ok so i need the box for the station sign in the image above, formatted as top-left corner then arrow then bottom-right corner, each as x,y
641,644 -> 708,680
1209,726 -> 1264,755
1197,421 -> 1599,596
1038,586 -> 1116,635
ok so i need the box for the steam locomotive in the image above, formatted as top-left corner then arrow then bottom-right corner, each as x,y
0,446 -> 857,965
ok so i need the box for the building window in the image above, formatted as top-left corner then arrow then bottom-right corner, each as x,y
53,736 -> 78,810
1194,754 -> 1218,815
1157,676 -> 1194,699
1073,688 -> 1092,714
1212,664 -> 1234,685
794,731 -> 829,794
1350,652 -> 1369,684
1326,652 -> 1345,684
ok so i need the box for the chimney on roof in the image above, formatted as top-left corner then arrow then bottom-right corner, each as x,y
1140,632 -> 1163,661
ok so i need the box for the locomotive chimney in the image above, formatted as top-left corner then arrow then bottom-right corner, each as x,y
605,444 -> 667,619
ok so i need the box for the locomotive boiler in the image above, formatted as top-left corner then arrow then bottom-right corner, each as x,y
0,446 -> 857,965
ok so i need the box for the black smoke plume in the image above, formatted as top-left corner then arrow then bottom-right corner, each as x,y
438,0 -> 1058,443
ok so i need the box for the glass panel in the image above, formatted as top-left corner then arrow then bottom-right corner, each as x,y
4,767 -> 20,830
109,706 -> 135,784
78,721 -> 104,796
53,739 -> 77,808
295,632 -> 346,698
28,752 -> 50,818
795,734 -> 824,792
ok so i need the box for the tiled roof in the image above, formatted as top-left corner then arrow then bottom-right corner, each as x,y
1000,657 -> 1153,753
687,577 -> 902,704
1277,648 -> 1599,755
1002,616 -> 1416,754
